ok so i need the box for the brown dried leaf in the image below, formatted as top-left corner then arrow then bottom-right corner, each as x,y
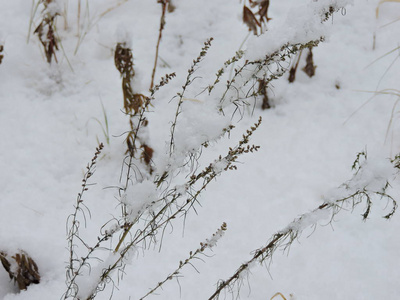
0,251 -> 40,291
243,6 -> 260,35
141,144 -> 154,168
0,252 -> 12,279
168,0 -> 176,12
258,0 -> 272,23
114,43 -> 135,78
258,79 -> 271,110
34,17 -> 59,64
302,47 -> 317,78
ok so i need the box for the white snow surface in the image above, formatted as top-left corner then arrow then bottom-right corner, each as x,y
1,0 -> 400,299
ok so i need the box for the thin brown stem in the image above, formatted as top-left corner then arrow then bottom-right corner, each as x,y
150,1 -> 168,90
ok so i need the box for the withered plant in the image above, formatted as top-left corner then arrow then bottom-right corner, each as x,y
258,78 -> 271,109
288,49 -> 303,83
33,0 -> 60,64
64,38 -> 264,299
61,3 -> 378,300
288,46 -> 317,83
208,152 -> 398,299
213,5 -> 347,114
0,250 -> 40,291
302,46 -> 317,78
150,0 -> 173,90
114,42 -> 154,174
242,0 -> 271,35
215,38 -> 323,116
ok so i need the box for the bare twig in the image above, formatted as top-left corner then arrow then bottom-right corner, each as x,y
150,0 -> 169,90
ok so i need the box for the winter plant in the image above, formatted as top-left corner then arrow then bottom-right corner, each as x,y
31,0 -> 61,64
208,151 -> 398,299
59,1 -> 399,299
2,0 -> 399,299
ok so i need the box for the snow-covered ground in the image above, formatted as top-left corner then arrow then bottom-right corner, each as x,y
1,0 -> 400,299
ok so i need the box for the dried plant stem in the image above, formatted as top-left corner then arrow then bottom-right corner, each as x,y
64,144 -> 104,299
115,73 -> 176,252
85,119 -> 261,299
169,38 -> 213,154
140,223 -> 227,300
150,0 -> 168,90
27,0 -> 41,43
98,0 -> 129,19
288,49 -> 303,83
208,154 -> 398,299
32,0 -> 64,64
218,39 -> 322,114
77,0 -> 81,37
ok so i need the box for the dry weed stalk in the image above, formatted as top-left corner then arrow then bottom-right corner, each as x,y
217,4 -> 343,112
150,0 -> 172,90
63,113 -> 261,300
169,38 -> 213,155
0,250 -> 40,291
63,3 -> 351,299
33,0 -> 60,64
64,143 -> 104,299
208,152 -> 398,299
270,292 -> 291,300
217,38 -> 323,115
288,49 -> 303,83
73,0 -> 130,54
139,223 -> 227,300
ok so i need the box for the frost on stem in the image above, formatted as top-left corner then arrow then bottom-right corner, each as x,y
215,0 -> 351,115
208,152 -> 398,300
81,118 -> 261,300
140,223 -> 227,300
64,143 -> 104,300
169,38 -> 214,156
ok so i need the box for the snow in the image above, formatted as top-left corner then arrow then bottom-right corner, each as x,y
122,179 -> 159,222
1,0 -> 400,299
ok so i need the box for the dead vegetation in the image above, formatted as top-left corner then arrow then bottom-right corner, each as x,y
242,0 -> 271,35
0,251 -> 40,291
33,0 -> 59,64
114,42 -> 154,173
0,44 -> 3,64
288,46 -> 316,82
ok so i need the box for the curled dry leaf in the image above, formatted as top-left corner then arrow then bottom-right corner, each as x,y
302,46 -> 317,78
243,6 -> 261,35
258,0 -> 272,23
